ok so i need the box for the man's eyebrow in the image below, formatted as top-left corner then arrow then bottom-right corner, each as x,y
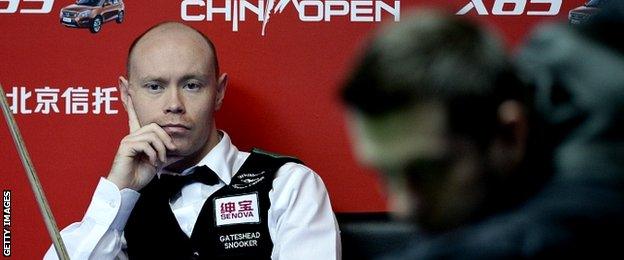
134,74 -> 209,85
178,74 -> 209,84
138,76 -> 167,84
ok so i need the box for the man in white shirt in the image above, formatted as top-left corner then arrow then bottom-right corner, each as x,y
44,22 -> 340,259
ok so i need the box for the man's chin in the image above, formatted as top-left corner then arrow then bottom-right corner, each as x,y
166,147 -> 194,160
168,140 -> 196,156
164,146 -> 205,170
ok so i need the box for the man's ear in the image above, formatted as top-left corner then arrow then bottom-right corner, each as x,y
119,76 -> 130,111
215,73 -> 228,111
489,100 -> 529,174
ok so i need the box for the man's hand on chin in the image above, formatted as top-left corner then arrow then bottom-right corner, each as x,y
107,95 -> 181,191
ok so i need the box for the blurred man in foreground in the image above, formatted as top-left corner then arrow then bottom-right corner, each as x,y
341,9 -> 624,258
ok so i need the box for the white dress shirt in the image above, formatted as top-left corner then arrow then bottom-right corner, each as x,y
44,131 -> 341,259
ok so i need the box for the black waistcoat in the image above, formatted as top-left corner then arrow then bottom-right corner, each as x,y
124,149 -> 302,260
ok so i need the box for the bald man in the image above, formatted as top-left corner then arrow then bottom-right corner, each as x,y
44,22 -> 340,260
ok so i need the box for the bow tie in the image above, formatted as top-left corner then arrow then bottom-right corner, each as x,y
160,165 -> 220,198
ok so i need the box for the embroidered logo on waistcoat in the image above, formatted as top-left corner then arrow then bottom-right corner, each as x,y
214,193 -> 260,226
232,171 -> 266,189
219,232 -> 262,250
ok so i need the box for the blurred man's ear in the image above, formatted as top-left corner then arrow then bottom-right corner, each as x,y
489,100 -> 529,175
215,73 -> 228,111
118,76 -> 130,111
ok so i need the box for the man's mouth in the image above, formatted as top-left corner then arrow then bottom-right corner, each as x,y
161,123 -> 191,136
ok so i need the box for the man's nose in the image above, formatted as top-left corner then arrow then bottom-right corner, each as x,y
164,86 -> 185,114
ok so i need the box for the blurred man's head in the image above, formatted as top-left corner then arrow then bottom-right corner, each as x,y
119,22 -> 228,171
342,11 -> 532,232
517,0 -> 624,185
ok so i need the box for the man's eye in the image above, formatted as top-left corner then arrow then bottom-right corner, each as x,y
144,83 -> 163,92
184,82 -> 202,91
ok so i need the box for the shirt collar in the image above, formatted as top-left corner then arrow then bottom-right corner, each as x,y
159,130 -> 238,185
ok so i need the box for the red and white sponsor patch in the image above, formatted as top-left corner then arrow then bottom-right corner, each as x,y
214,193 -> 260,226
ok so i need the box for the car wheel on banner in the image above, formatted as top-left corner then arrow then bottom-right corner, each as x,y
90,16 -> 102,33
117,11 -> 124,23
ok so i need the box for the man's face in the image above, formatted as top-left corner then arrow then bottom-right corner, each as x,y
122,28 -> 226,158
347,101 -> 487,232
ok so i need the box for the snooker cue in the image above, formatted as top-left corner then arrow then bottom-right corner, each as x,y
0,84 -> 70,260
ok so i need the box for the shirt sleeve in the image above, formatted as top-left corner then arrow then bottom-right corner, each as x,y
43,177 -> 140,260
268,163 -> 342,260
